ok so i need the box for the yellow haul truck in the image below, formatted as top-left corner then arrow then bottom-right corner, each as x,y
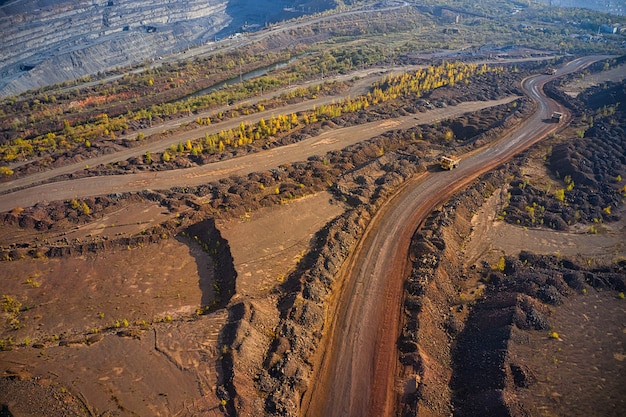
439,155 -> 460,170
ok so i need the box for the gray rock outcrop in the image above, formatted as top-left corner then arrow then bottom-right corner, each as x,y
0,0 -> 324,97
0,0 -> 233,96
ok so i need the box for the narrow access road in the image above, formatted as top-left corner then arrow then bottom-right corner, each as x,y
302,55 -> 606,417
0,97 -> 516,212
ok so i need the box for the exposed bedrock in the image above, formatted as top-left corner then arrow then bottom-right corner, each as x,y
0,0 -> 330,97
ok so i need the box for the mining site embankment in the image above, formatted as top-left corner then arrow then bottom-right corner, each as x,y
0,0 -> 333,98
397,80 -> 626,416
0,56 -> 624,416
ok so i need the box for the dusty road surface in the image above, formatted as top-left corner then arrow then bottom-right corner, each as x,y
303,55 -> 606,417
0,98 -> 516,212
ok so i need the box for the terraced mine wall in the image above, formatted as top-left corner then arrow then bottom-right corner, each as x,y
0,0 -> 231,96
0,0 -> 327,97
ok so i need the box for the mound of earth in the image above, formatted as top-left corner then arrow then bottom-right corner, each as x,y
503,82 -> 626,231
396,79 -> 626,417
453,252 -> 625,417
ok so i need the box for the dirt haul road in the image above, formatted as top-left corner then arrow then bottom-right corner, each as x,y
0,98 -> 517,212
303,55 -> 606,417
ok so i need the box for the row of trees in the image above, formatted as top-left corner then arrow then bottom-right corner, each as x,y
0,78 -> 343,164
0,113 -> 127,162
374,62 -> 501,100
142,61 -> 507,164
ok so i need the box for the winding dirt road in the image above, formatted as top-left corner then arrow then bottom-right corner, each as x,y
0,50 -> 607,416
302,55 -> 606,417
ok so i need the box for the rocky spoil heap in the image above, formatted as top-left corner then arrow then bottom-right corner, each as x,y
452,251 -> 625,417
504,82 -> 626,230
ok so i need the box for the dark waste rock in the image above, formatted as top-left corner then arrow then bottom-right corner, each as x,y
85,334 -> 104,345
444,314 -> 463,337
537,285 -> 562,305
302,281 -> 326,302
510,363 -> 536,388
563,271 -> 586,291
256,370 -> 278,393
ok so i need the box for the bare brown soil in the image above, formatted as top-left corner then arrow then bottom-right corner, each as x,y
397,80 -> 625,417
218,191 -> 345,297
1,56 -> 623,417
0,237 -> 226,416
515,291 -> 626,417
0,191 -> 344,416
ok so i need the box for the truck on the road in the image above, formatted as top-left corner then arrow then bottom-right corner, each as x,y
439,155 -> 460,170
551,111 -> 563,122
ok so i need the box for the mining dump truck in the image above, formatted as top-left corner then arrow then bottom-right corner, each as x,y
439,155 -> 460,170
551,111 -> 563,122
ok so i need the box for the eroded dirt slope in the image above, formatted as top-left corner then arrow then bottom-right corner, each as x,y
1,59 -> 621,417
398,81 -> 626,417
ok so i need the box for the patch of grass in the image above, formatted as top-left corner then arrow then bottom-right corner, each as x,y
492,256 -> 506,271
24,275 -> 41,288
